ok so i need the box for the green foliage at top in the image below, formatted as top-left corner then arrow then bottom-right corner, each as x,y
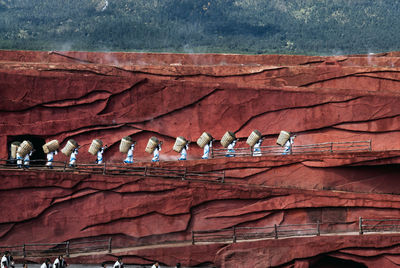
0,0 -> 399,55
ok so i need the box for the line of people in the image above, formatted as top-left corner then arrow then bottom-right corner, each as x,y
1,252 -> 67,268
10,133 -> 296,169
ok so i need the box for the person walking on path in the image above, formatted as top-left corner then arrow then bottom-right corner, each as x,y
202,140 -> 213,159
152,143 -> 162,162
46,150 -> 58,169
283,135 -> 296,155
178,143 -> 189,161
124,143 -> 135,164
69,148 -> 79,167
96,146 -> 108,164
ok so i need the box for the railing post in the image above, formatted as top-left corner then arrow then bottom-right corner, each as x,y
233,226 -> 237,243
330,142 -> 333,153
250,146 -> 253,157
63,161 -> 67,172
191,231 -> 195,245
144,167 -> 147,177
108,237 -> 112,253
211,146 -> 214,159
221,170 -> 225,183
274,224 -> 278,239
359,217 -> 363,235
317,221 -> 320,236
182,168 -> 187,181
369,140 -> 372,151
23,244 -> 26,258
103,162 -> 106,175
66,241 -> 70,257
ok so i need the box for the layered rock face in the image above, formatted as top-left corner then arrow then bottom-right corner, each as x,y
1,50 -> 400,267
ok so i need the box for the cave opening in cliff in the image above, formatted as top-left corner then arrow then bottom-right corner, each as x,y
310,255 -> 367,268
7,135 -> 46,165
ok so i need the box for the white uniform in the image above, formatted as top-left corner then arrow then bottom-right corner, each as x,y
113,261 -> 122,268
46,151 -> 58,167
24,150 -> 33,168
1,255 -> 8,268
53,258 -> 60,268
202,141 -> 212,159
97,147 -> 105,164
152,145 -> 161,162
253,139 -> 263,156
124,144 -> 135,164
69,148 -> 78,167
41,262 -> 49,268
16,152 -> 23,168
179,144 -> 188,160
283,136 -> 295,155
225,140 -> 236,157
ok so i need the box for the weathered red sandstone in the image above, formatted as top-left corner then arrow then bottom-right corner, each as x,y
1,50 -> 400,267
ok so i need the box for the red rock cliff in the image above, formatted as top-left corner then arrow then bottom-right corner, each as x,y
2,50 -> 400,267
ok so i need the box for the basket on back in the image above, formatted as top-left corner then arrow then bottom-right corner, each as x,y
119,136 -> 133,153
10,141 -> 21,159
173,136 -> 188,153
197,132 -> 212,148
246,130 -> 262,147
220,131 -> 236,148
276,131 -> 290,147
145,137 -> 159,154
42,140 -> 60,154
89,139 -> 103,155
17,140 -> 33,157
61,139 -> 78,157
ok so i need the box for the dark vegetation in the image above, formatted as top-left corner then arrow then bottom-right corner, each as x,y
0,0 -> 399,55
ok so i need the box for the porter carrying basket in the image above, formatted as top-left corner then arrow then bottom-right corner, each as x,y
43,140 -> 60,154
197,132 -> 212,148
17,140 -> 33,157
173,136 -> 188,153
89,139 -> 103,155
61,139 -> 78,157
220,131 -> 236,148
145,137 -> 159,154
119,136 -> 133,153
246,130 -> 262,147
10,141 -> 21,159
276,131 -> 290,147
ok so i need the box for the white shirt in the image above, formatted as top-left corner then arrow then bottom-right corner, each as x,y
41,263 -> 49,268
113,261 -> 122,268
47,151 -> 57,161
53,258 -> 60,268
1,256 -> 8,268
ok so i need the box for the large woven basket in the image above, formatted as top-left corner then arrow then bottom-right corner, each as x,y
145,137 -> 159,154
220,131 -> 236,148
276,131 -> 290,147
17,140 -> 33,157
42,140 -> 60,154
61,139 -> 78,157
11,141 -> 21,159
119,136 -> 133,153
89,139 -> 103,155
196,132 -> 212,148
246,130 -> 262,147
173,136 -> 188,153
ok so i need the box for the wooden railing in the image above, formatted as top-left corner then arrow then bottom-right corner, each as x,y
192,217 -> 400,245
211,140 -> 372,158
0,160 -> 225,182
192,223 -> 322,244
359,217 -> 400,234
0,238 -> 111,258
1,218 -> 400,257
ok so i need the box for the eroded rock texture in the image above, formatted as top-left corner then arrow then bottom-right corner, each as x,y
2,50 -> 400,267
